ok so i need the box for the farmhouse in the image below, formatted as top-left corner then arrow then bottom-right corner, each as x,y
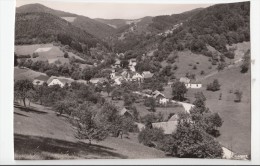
134,122 -> 145,131
152,121 -> 178,134
33,75 -> 49,86
179,77 -> 202,89
89,77 -> 108,85
132,72 -> 143,82
179,77 -> 190,84
119,108 -> 134,119
185,82 -> 202,89
47,76 -> 74,88
142,71 -> 154,79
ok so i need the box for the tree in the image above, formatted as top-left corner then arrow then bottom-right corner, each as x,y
111,88 -> 123,100
123,93 -> 136,106
240,50 -> 250,73
138,128 -> 165,147
141,113 -> 164,128
206,79 -> 221,91
217,62 -> 226,71
104,82 -> 114,97
120,59 -> 129,69
64,52 -> 69,58
82,67 -> 93,82
14,79 -> 34,107
75,103 -> 109,144
171,81 -> 187,101
234,90 -> 243,102
160,123 -> 223,158
144,97 -> 156,112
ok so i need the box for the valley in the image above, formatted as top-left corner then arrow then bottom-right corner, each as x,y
14,1 -> 251,160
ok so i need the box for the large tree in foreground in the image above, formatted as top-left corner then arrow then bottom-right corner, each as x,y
160,121 -> 223,158
14,79 -> 34,107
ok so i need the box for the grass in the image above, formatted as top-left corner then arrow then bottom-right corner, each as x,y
14,67 -> 47,81
14,103 -> 166,159
15,43 -> 84,64
185,66 -> 251,154
162,50 -> 217,80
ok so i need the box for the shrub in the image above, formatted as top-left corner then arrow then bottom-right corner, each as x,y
193,65 -> 197,70
32,52 -> 39,58
234,90 -> 243,102
64,52 -> 69,58
138,128 -> 165,147
207,79 -> 221,91
200,70 -> 205,75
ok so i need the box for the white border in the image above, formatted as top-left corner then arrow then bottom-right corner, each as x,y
0,0 -> 259,165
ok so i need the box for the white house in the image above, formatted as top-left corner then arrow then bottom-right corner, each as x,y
185,83 -> 202,89
159,98 -> 170,105
132,72 -> 143,82
142,71 -> 154,79
47,76 -> 74,88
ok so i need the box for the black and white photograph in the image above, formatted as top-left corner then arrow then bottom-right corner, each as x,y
10,0 -> 253,161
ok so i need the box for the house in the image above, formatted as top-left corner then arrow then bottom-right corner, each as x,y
179,77 -> 202,89
47,76 -> 74,88
89,78 -> 108,85
179,77 -> 190,84
119,108 -> 134,119
152,121 -> 178,134
168,114 -> 179,121
185,83 -> 202,89
114,59 -> 121,68
75,79 -> 87,85
33,75 -> 49,86
159,98 -> 169,105
142,71 -> 154,79
135,122 -> 145,131
132,72 -> 143,82
129,58 -> 137,67
121,70 -> 132,81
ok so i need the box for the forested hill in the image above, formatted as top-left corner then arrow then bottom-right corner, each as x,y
148,8 -> 204,32
156,2 -> 250,54
15,12 -> 101,53
16,3 -> 116,39
16,3 -> 77,17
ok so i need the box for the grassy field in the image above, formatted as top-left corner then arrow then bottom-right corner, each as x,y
162,50 -> 217,80
14,67 -> 47,81
14,103 -> 166,159
15,43 -> 84,64
185,66 -> 251,155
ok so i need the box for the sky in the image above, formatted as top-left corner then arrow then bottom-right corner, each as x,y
16,0 -> 214,19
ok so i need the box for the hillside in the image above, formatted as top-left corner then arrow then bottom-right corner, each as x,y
16,3 -> 77,17
14,103 -> 166,159
15,12 -> 102,55
16,3 -> 116,39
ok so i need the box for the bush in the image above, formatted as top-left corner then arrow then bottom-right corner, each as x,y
193,65 -> 197,70
206,79 -> 221,91
200,70 -> 205,75
234,90 -> 243,102
17,54 -> 31,59
64,52 -> 69,58
138,128 -> 165,147
32,52 -> 39,58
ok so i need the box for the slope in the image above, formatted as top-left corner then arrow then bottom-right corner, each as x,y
14,103 -> 166,159
15,12 -> 100,52
16,3 -> 116,39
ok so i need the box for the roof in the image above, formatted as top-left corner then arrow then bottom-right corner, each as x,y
180,77 -> 190,84
75,79 -> 87,84
168,114 -> 179,121
152,121 -> 178,134
90,77 -> 108,84
142,71 -> 154,79
34,47 -> 52,53
153,90 -> 165,98
119,108 -> 133,118
47,76 -> 74,85
34,75 -> 49,82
